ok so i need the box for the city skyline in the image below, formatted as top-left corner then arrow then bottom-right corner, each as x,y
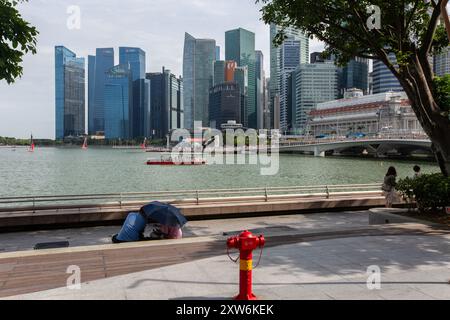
0,0 -> 324,139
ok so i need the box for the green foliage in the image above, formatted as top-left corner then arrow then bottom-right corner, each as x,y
0,0 -> 39,84
434,74 -> 450,112
0,136 -> 29,145
397,174 -> 450,212
258,0 -> 449,66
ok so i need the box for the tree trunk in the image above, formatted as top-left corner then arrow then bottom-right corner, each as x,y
398,57 -> 450,177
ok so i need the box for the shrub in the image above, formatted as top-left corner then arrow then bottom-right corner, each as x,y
397,174 -> 450,212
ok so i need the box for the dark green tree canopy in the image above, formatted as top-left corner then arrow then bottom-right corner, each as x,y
258,0 -> 450,176
259,0 -> 448,67
0,0 -> 38,84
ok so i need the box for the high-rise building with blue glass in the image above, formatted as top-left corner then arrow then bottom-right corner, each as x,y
132,79 -> 151,138
279,39 -> 302,131
183,33 -> 216,129
225,28 -> 256,128
89,48 -> 114,135
270,24 -> 309,129
55,46 -> 85,140
104,64 -> 133,139
372,53 -> 403,94
87,55 -> 96,134
119,47 -> 146,81
216,46 -> 221,60
339,57 -> 369,95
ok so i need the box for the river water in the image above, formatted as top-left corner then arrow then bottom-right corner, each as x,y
0,147 -> 440,197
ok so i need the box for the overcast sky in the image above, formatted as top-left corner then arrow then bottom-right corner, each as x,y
0,0 -> 324,139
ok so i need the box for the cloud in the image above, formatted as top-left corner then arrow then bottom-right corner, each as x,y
0,0 -> 322,139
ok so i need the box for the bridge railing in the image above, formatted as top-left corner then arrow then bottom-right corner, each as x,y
280,134 -> 430,147
0,183 -> 383,213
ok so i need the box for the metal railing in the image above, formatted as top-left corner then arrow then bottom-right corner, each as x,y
0,184 -> 383,213
280,134 -> 431,148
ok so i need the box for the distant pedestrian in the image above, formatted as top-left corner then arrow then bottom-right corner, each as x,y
413,165 -> 422,178
382,167 -> 398,208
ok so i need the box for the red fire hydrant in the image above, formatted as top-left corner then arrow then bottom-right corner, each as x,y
227,230 -> 265,301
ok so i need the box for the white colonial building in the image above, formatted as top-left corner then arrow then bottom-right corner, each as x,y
307,90 -> 425,138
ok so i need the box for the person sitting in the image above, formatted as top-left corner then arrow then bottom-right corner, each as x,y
150,224 -> 183,240
112,212 -> 147,243
413,165 -> 422,178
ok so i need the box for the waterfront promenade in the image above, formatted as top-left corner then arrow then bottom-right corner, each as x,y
1,210 -> 449,300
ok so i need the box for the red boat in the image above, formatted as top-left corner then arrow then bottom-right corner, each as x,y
146,155 -> 207,166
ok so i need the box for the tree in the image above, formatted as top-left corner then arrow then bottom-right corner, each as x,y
259,0 -> 450,175
0,0 -> 38,84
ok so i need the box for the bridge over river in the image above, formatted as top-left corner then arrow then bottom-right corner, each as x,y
277,136 -> 432,157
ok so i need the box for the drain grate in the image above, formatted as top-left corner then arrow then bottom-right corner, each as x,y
34,241 -> 70,250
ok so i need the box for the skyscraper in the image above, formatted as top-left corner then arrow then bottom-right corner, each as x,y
213,60 -> 226,86
255,50 -> 266,129
132,79 -> 151,138
216,46 -> 221,60
90,48 -> 114,135
234,66 -> 248,125
104,64 -> 133,139
55,46 -> 85,140
372,53 -> 403,94
270,24 -> 309,129
209,83 -> 242,129
119,47 -> 146,81
434,46 -> 450,77
146,68 -> 184,139
279,39 -> 302,131
339,57 -> 369,95
291,62 -> 339,133
225,28 -> 257,128
183,33 -> 216,129
88,55 -> 96,135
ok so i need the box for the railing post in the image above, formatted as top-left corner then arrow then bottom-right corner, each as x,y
196,191 -> 200,205
120,193 -> 123,208
265,188 -> 269,202
326,186 -> 330,199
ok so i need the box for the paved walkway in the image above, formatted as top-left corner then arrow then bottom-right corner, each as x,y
0,211 -> 372,253
4,234 -> 450,300
1,210 -> 449,300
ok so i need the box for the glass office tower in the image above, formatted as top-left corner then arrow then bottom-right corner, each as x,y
434,46 -> 450,77
146,67 -> 184,139
55,46 -> 85,140
132,79 -> 151,138
88,55 -> 96,135
119,47 -> 146,81
270,24 -> 309,129
104,64 -> 133,139
183,33 -> 216,129
279,40 -> 301,131
255,50 -> 266,129
225,28 -> 256,128
291,63 -> 339,133
90,48 -> 114,134
372,53 -> 403,94
340,57 -> 369,95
